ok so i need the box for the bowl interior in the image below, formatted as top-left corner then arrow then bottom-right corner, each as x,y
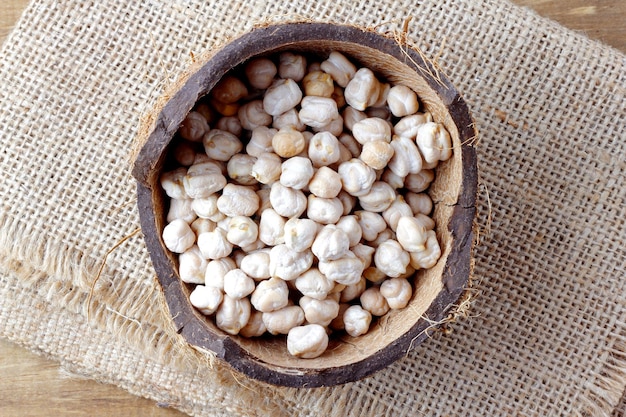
134,23 -> 476,386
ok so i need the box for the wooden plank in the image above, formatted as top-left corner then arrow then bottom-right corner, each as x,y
0,0 -> 624,415
514,0 -> 626,52
0,339 -> 184,416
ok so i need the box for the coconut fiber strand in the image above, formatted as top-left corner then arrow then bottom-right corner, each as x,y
0,0 -> 625,416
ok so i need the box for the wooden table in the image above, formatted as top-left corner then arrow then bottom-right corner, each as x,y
1,1 -> 625,415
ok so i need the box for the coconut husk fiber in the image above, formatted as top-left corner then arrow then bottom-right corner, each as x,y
1,0 -> 625,416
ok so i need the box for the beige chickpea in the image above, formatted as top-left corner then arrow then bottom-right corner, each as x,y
238,100 -> 272,130
396,215 -> 429,252
269,182 -> 308,218
239,310 -> 267,338
355,210 -> 387,241
393,112 -> 433,139
381,169 -> 405,190
363,266 -> 387,285
258,208 -> 286,246
307,195 -> 343,225
284,217 -> 318,253
190,218 -> 217,236
343,305 -> 372,337
255,188 -> 272,216
409,230 -> 442,270
245,57 -> 277,90
382,196 -> 414,231
303,70 -> 335,97
294,268 -> 334,300
335,215 -> 362,247
337,190 -> 357,215
279,156 -> 314,190
250,277 -> 289,313
300,296 -> 340,327
344,67 -> 382,111
366,106 -> 391,120
352,117 -> 392,145
194,102 -> 216,125
223,269 -> 256,299
360,287 -> 390,317
320,51 -> 356,88
340,276 -> 366,303
216,295 -> 251,335
311,225 -> 350,261
172,140 -> 196,167
179,111 -> 209,142
399,264 -> 417,280
211,75 -> 248,104
160,167 -> 188,200
329,303 -> 351,331
370,228 -> 396,249
312,115 -> 344,137
386,85 -> 419,117
372,83 -> 390,108
269,244 -> 314,281
197,228 -> 233,260
415,212 -> 436,231
360,140 -> 394,170
204,257 -> 236,290
210,99 -> 239,117
202,129 -> 243,162
251,152 -> 282,185
178,245 -> 208,284
318,251 -> 364,286
342,106 -> 367,133
308,131 -> 341,167
227,154 -> 257,186
308,166 -> 342,198
273,108 -> 305,131
239,248 -> 271,280
335,141 -> 354,166
351,243 -> 375,270
272,125 -> 306,158
338,158 -> 376,197
278,52 -> 307,81
332,85 -> 346,108
189,285 -> 223,316
358,181 -> 396,212
374,240 -> 410,278
405,169 -> 435,193
388,135 -> 423,177
217,184 -> 260,217
380,277 -> 413,309
287,324 -> 328,358
215,116 -> 243,137
263,78 -> 303,116
416,121 -> 453,163
167,198 -> 196,224
162,219 -> 195,254
405,192 -> 433,215
183,161 -> 227,199
246,126 -> 276,157
299,96 -> 339,129
338,133 -> 361,158
226,216 -> 259,248
263,306 -> 306,335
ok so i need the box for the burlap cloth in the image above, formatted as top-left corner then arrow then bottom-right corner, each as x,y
1,0 -> 625,415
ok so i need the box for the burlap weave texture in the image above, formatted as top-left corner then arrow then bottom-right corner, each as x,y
0,0 -> 625,416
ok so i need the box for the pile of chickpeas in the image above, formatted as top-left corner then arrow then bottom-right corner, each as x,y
160,50 -> 452,358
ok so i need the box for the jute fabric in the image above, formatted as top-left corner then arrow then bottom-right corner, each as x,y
0,0 -> 625,416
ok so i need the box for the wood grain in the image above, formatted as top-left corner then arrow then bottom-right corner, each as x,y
0,0 -> 624,415
0,339 -> 184,416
